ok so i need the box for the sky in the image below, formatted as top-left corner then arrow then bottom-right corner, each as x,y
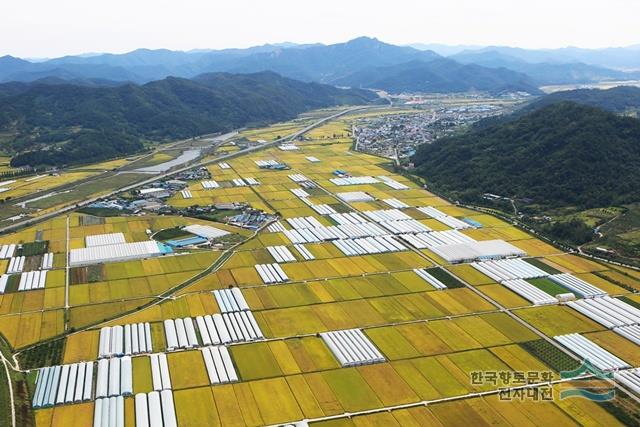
4,0 -> 640,58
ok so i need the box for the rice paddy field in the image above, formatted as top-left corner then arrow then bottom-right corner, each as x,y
1,111 -> 639,426
0,171 -> 98,201
238,118 -> 313,142
0,155 -> 138,202
0,214 -> 249,349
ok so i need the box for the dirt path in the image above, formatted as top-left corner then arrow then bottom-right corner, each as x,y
0,351 -> 16,427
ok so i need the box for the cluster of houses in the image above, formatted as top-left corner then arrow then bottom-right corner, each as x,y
354,103 -> 508,159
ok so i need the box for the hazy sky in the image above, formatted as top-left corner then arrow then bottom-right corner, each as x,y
4,0 -> 640,57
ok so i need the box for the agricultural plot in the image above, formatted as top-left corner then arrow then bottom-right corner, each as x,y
444,264 -> 496,285
309,390 -> 627,427
512,238 -> 565,256
597,269 -> 640,291
584,330 -> 640,366
239,121 -> 308,142
0,171 -> 97,201
514,305 -> 605,336
256,289 -> 495,338
475,284 -> 530,308
543,253 -> 609,273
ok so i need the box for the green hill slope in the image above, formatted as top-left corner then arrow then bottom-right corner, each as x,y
412,102 -> 640,208
0,71 -> 376,167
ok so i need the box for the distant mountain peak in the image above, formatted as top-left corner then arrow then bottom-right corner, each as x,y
344,36 -> 383,46
0,55 -> 30,63
348,36 -> 379,42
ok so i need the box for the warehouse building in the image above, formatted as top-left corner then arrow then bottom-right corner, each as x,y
182,224 -> 230,240
70,241 -> 172,267
429,239 -> 526,263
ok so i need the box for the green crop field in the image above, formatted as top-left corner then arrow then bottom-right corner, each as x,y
527,277 -> 571,296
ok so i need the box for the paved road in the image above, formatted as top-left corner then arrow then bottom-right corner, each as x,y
7,132 -> 225,209
0,106 -> 371,236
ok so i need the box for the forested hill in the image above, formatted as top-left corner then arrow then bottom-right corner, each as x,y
0,71 -> 377,167
412,102 -> 640,208
470,86 -> 640,132
525,86 -> 640,113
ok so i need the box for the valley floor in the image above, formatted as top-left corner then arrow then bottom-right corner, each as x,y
0,110 -> 638,426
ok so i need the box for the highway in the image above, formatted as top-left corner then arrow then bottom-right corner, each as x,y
0,105 -> 371,235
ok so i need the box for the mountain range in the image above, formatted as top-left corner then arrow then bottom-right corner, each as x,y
5,37 -> 637,94
450,50 -> 640,85
0,38 -> 441,85
412,43 -> 640,70
334,58 -> 539,94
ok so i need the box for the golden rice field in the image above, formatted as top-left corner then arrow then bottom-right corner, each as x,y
0,214 -> 246,349
1,111 -> 637,426
311,387 -> 626,427
0,154 -> 138,201
239,120 -> 309,142
0,171 -> 103,201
